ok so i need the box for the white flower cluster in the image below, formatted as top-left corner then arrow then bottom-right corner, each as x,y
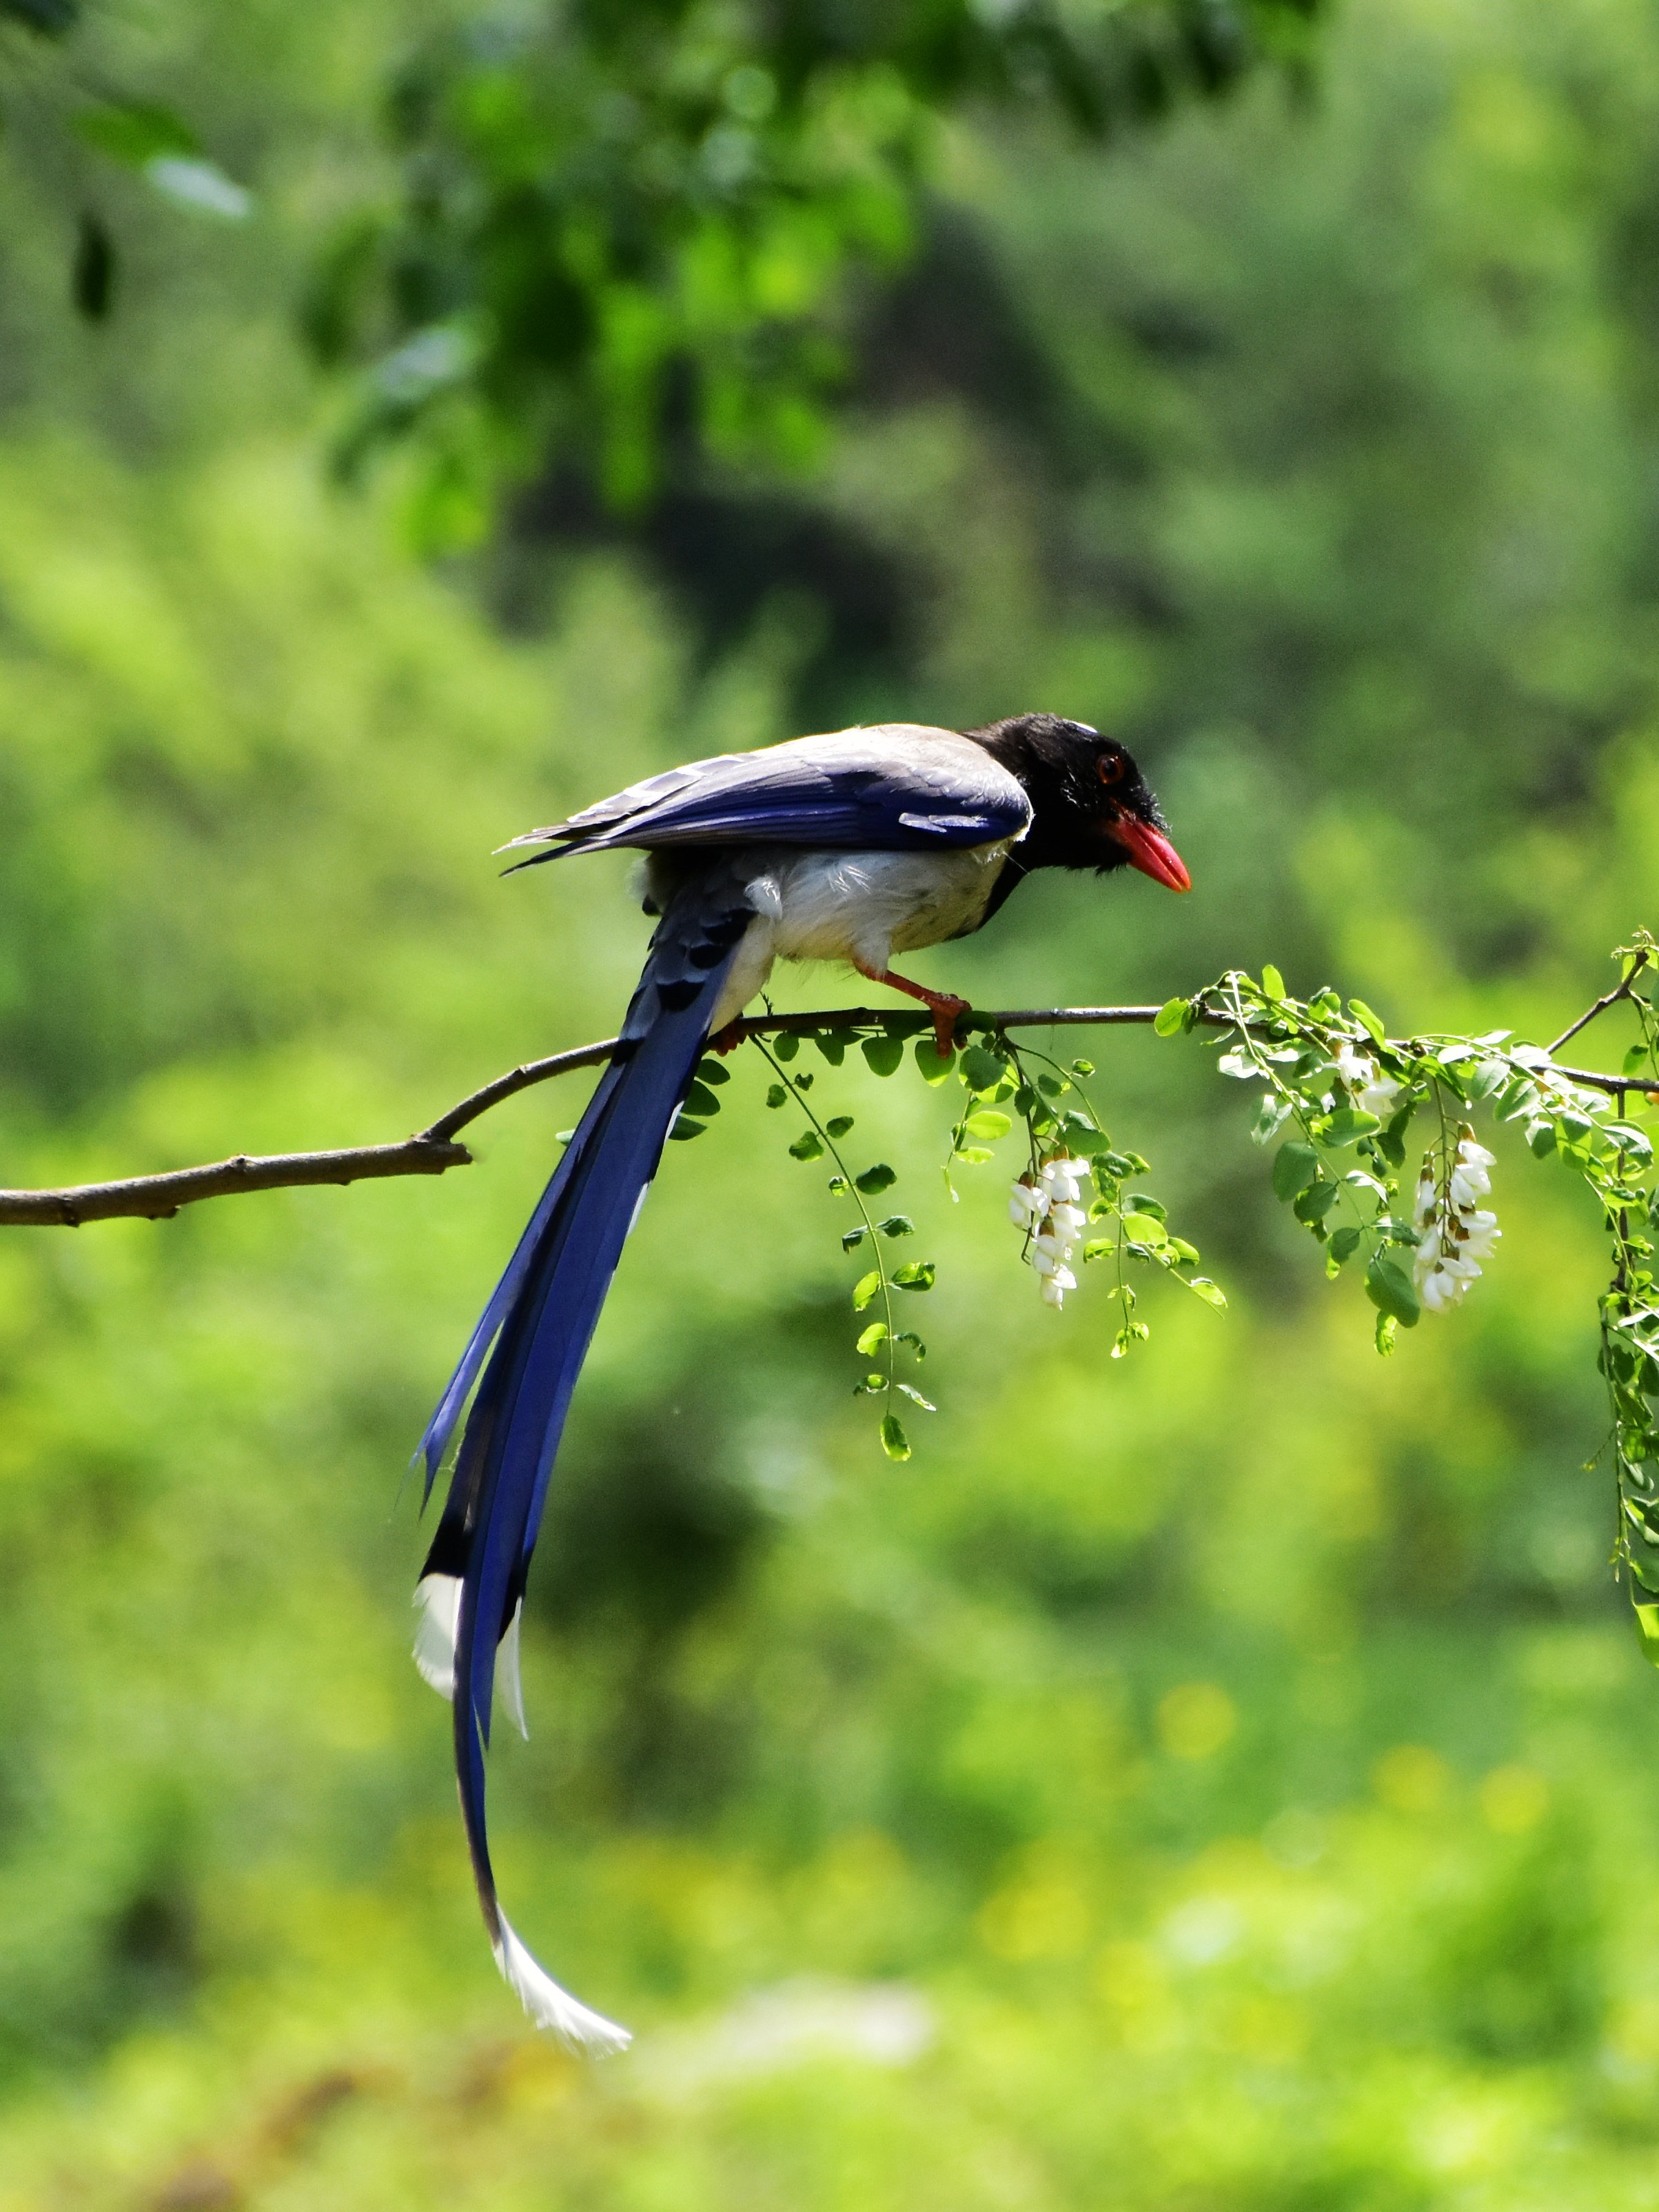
1334,1042 -> 1403,1119
1010,1153 -> 1090,1309
1412,1135 -> 1500,1313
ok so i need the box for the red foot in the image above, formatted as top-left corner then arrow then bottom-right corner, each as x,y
853,962 -> 970,1059
707,1020 -> 744,1055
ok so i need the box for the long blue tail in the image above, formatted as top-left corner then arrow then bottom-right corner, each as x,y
414,880 -> 752,2050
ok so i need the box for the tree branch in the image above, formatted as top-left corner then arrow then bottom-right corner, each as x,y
1,1000 -> 1650,1228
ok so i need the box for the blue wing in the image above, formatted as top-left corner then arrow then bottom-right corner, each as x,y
502,722 -> 1032,866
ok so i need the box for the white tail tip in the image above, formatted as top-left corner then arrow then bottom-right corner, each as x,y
412,1574 -> 460,1698
492,1914 -> 632,2055
414,1581 -> 530,1738
496,1601 -> 529,1740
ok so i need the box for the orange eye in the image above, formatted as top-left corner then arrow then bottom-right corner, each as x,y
1096,753 -> 1125,788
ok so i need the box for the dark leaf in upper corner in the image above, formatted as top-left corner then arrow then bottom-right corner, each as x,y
1,0 -> 78,34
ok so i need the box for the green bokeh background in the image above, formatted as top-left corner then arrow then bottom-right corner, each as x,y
6,1 -> 1659,2204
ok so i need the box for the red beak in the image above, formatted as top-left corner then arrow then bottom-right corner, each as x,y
1108,813 -> 1192,893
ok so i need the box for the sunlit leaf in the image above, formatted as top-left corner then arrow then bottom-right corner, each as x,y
1365,1252 -> 1420,1327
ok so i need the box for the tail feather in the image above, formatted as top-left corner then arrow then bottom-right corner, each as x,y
416,882 -> 751,2049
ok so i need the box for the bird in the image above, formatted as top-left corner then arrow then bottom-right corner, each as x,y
411,712 -> 1190,2051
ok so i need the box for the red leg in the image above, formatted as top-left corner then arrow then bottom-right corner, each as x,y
706,1019 -> 744,1055
853,960 -> 970,1058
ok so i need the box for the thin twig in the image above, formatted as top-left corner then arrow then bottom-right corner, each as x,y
1547,953 -> 1649,1057
1,1000 -> 1651,1228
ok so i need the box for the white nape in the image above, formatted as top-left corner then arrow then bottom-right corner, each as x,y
412,1573 -> 460,1697
493,1913 -> 633,2055
496,1601 -> 529,1738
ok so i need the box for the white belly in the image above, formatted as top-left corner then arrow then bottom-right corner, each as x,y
711,842 -> 1012,1028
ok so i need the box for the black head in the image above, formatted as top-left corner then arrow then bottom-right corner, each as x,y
966,713 -> 1191,891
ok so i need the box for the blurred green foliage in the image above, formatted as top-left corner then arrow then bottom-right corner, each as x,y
307,0 -> 1320,525
5,0 -> 1659,2206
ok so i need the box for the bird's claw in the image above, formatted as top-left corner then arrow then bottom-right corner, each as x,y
928,995 -> 970,1059
707,1020 -> 744,1055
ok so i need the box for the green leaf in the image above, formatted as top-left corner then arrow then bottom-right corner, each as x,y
913,1037 -> 955,1084
695,1058 -> 731,1085
897,1383 -> 937,1411
669,1115 -> 705,1141
955,1146 -> 995,1164
841,1227 -> 866,1251
896,1331 -> 926,1359
1188,1277 -> 1228,1308
1261,964 -> 1285,1001
880,1412 -> 911,1461
877,1215 -> 915,1238
1272,1141 -> 1321,1199
862,1033 -> 904,1077
793,1072 -> 814,1091
814,1031 -> 847,1064
1529,1122 -> 1558,1159
1124,1193 -> 1167,1221
765,1083 -> 788,1108
1071,1059 -> 1095,1077
682,1079 -> 722,1118
826,1115 -> 855,1138
1252,1093 -> 1294,1145
852,1272 -> 882,1311
854,1162 -> 897,1195
855,1322 -> 888,1356
1327,1226 -> 1363,1265
959,1044 -> 1010,1094
76,101 -> 199,166
1121,1212 -> 1169,1244
892,1261 -> 936,1291
788,1130 -> 824,1161
1293,1179 -> 1340,1224
773,1033 -> 799,1062
1324,1107 -> 1381,1146
1365,1252 -> 1421,1328
962,1110 -> 1012,1141
1154,997 -> 1191,1036
1348,998 -> 1386,1044
72,214 -> 114,323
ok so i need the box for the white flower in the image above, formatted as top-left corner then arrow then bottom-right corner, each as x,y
1046,1201 -> 1086,1239
1039,1155 -> 1086,1207
1008,1177 -> 1044,1229
1453,1208 -> 1500,1261
1040,1266 -> 1076,1308
1413,1173 -> 1437,1230
1336,1042 -> 1402,1117
1419,1265 -> 1466,1313
1030,1234 -> 1072,1275
1449,1137 -> 1495,1209
1335,1044 -> 1372,1090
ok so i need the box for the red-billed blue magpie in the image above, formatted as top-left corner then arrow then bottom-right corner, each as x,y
413,713 -> 1189,2049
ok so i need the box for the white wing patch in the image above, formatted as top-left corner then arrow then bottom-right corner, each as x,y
493,1913 -> 633,2054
